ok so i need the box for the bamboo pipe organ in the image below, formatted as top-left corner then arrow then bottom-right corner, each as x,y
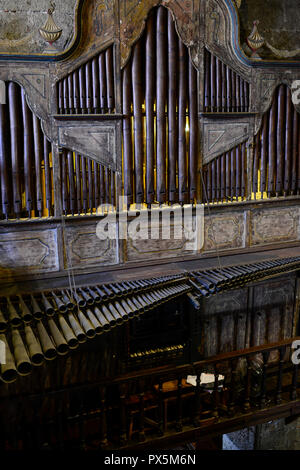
60,150 -> 116,216
56,46 -> 115,115
122,7 -> 199,206
0,6 -> 299,221
252,84 -> 300,199
0,82 -> 53,220
1,1 -> 300,452
1,255 -> 299,384
204,49 -> 250,113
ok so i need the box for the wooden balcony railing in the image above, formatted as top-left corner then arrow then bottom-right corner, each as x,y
1,337 -> 300,450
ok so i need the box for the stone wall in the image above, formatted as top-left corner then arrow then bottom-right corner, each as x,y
223,418 -> 300,450
0,0 -> 77,55
238,0 -> 300,60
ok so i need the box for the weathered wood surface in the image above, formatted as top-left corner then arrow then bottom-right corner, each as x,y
201,275 -> 296,358
202,117 -> 253,165
0,228 -> 59,281
64,221 -> 118,268
57,120 -> 118,170
0,201 -> 299,285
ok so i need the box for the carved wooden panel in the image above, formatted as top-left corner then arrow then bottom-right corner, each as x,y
120,1 -> 200,67
250,206 -> 300,246
202,117 -> 251,164
0,228 -> 59,279
0,66 -> 50,127
251,277 -> 296,360
64,222 -> 118,268
205,0 -> 227,50
162,0 -> 200,66
203,211 -> 245,252
58,122 -> 117,169
201,287 -> 248,357
126,216 -> 201,261
120,0 -> 159,67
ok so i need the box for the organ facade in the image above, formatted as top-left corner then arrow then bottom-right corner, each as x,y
0,0 -> 300,451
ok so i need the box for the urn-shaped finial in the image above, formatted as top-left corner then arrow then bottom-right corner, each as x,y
247,20 -> 265,52
39,2 -> 62,46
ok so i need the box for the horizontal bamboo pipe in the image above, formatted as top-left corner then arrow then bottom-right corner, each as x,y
58,314 -> 79,349
0,334 -> 17,383
18,296 -> 33,323
94,306 -> 111,331
12,329 -> 32,376
7,298 -> 22,327
86,309 -> 102,335
67,312 -> 86,343
36,321 -> 57,360
24,325 -> 44,366
77,310 -> 96,338
41,293 -> 55,316
0,308 -> 7,332
48,318 -> 69,355
30,295 -> 43,320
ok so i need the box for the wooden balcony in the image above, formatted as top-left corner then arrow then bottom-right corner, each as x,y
1,337 -> 300,450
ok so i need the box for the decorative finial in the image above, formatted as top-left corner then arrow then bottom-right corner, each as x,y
247,20 -> 265,53
48,1 -> 56,15
39,2 -> 62,49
